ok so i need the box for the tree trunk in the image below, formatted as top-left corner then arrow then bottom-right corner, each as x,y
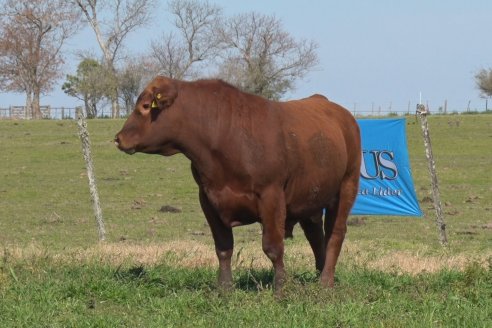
89,101 -> 97,119
108,65 -> 119,118
111,93 -> 119,118
25,90 -> 33,119
32,87 -> 42,119
84,95 -> 91,118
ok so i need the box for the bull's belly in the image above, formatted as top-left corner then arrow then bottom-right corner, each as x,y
285,195 -> 337,219
284,181 -> 340,219
204,177 -> 341,228
205,186 -> 260,228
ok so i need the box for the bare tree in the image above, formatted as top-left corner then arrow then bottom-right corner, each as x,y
149,4 -> 319,100
475,68 -> 492,98
0,0 -> 80,118
73,0 -> 155,118
150,0 -> 222,79
118,56 -> 155,115
218,12 -> 318,100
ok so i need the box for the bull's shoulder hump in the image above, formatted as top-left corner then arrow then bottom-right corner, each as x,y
308,94 -> 329,101
288,94 -> 329,103
280,94 -> 328,108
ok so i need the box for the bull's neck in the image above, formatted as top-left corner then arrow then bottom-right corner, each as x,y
173,80 -> 268,172
172,81 -> 225,165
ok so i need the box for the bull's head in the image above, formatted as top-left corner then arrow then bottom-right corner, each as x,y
114,76 -> 180,156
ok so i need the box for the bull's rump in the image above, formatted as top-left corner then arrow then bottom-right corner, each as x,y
279,97 -> 360,217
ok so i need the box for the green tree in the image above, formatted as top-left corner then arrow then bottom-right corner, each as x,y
72,0 -> 156,118
475,68 -> 492,97
62,58 -> 108,118
476,68 -> 492,111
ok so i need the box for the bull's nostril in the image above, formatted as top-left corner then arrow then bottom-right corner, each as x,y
114,135 -> 120,145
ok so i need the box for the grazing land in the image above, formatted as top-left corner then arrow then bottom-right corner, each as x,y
1,115 -> 491,327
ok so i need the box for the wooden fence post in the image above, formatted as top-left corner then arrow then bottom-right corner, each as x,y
416,104 -> 448,246
77,109 -> 106,241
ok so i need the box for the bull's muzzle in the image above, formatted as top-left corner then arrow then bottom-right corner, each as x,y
114,134 -> 136,155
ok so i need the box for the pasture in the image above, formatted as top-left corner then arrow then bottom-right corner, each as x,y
0,115 -> 491,327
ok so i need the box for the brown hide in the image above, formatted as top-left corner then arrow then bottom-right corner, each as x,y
115,76 -> 361,293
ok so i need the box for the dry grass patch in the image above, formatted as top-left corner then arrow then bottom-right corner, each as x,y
366,251 -> 491,274
3,241 -> 490,275
342,242 -> 492,275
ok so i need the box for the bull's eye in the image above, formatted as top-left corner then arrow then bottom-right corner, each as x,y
142,104 -> 150,110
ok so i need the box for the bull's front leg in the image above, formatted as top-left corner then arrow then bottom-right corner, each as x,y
259,186 -> 287,296
216,248 -> 233,290
198,190 -> 234,290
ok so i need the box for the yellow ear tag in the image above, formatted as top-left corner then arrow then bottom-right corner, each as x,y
151,93 -> 162,109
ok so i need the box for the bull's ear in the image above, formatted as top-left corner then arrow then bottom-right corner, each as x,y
152,80 -> 178,110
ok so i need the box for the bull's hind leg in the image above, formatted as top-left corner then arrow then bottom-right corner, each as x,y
300,212 -> 325,273
322,173 -> 359,287
198,189 -> 234,290
258,186 -> 287,296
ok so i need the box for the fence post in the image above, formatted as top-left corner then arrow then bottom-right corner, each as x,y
77,109 -> 106,241
416,104 -> 448,246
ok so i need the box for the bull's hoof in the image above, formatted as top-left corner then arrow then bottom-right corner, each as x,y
320,275 -> 335,288
217,283 -> 234,296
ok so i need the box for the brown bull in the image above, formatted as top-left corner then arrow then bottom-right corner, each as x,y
115,76 -> 361,294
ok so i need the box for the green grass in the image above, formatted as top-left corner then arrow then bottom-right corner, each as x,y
0,115 -> 491,326
1,255 -> 490,327
1,116 -> 490,251
0,119 -> 202,247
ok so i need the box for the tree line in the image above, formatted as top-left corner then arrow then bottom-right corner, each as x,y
475,69 -> 492,110
0,0 -> 318,118
1,1 -> 491,119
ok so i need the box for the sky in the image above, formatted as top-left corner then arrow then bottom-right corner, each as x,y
1,0 -> 491,114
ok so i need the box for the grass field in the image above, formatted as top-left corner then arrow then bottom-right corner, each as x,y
1,115 -> 491,327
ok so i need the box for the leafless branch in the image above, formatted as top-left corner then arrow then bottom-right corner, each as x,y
72,0 -> 155,117
150,0 -> 222,79
0,0 -> 81,117
217,12 -> 318,100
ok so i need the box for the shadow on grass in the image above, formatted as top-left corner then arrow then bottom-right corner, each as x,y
113,264 -> 321,293
114,265 -> 147,280
234,268 -> 274,291
234,269 -> 321,292
113,264 -> 216,291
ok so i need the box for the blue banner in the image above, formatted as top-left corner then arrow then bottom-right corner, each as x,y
351,118 -> 422,216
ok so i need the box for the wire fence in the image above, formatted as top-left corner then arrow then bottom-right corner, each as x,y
0,105 -> 490,120
0,106 -> 115,120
